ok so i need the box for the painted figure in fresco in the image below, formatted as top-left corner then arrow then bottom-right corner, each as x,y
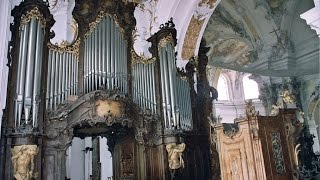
166,143 -> 186,170
11,145 -> 38,180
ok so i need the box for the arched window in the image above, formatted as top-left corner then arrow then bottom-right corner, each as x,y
243,74 -> 259,99
217,76 -> 229,101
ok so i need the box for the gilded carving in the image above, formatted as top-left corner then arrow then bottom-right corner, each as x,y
158,33 -> 175,49
131,49 -> 156,65
84,11 -> 125,39
280,90 -> 295,104
166,143 -> 186,170
11,145 -> 39,180
20,7 -> 46,30
47,38 -> 81,58
182,16 -> 205,60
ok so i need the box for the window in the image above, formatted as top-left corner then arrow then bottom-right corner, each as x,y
243,74 -> 259,99
217,76 -> 229,101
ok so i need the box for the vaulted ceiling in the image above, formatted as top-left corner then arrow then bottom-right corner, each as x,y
46,0 -> 319,77
204,0 -> 319,77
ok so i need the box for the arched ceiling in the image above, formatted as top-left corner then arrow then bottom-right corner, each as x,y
204,0 -> 319,77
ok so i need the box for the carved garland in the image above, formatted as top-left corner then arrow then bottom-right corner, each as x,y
20,7 -> 46,30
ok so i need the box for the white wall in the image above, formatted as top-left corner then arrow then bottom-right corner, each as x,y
0,0 -> 11,136
100,137 -> 113,179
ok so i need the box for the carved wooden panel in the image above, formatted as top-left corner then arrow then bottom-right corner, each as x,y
258,115 -> 294,180
215,120 -> 266,180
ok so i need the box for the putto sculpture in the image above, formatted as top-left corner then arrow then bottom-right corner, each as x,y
166,143 -> 186,170
11,145 -> 39,180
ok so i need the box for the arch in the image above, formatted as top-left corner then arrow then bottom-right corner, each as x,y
242,74 -> 260,100
217,74 -> 230,101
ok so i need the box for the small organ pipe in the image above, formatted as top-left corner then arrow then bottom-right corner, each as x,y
58,52 -> 63,105
114,29 -> 118,88
46,50 -> 52,109
106,17 -> 111,89
49,50 -> 55,109
84,39 -> 87,93
61,52 -> 66,102
102,18 -> 106,86
94,27 -> 98,90
151,64 -> 156,113
98,21 -> 102,87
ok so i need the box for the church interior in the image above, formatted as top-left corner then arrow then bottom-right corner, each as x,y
0,0 -> 319,179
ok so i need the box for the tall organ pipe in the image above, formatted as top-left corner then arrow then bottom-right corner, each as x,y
15,23 -> 29,126
32,22 -> 43,127
24,18 -> 38,124
159,48 -> 168,128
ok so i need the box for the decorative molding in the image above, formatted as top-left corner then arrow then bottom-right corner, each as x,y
181,16 -> 205,60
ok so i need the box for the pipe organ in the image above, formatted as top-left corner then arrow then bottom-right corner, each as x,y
132,59 -> 157,114
157,35 -> 193,130
83,13 -> 128,94
14,8 -> 46,128
46,42 -> 79,110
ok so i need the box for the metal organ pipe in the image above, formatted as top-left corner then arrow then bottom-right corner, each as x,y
24,18 -> 37,124
106,17 -> 111,89
32,22 -> 43,127
14,16 -> 47,128
159,48 -> 168,128
15,22 -> 29,126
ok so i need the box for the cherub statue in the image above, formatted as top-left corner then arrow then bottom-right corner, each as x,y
11,145 -> 38,180
166,143 -> 186,170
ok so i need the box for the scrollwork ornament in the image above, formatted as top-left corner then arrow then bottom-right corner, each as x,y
20,7 -> 46,30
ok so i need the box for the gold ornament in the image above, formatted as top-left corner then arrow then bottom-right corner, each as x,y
166,143 -> 186,170
20,7 -> 46,30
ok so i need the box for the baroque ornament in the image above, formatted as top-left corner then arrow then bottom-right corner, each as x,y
158,33 -> 175,49
20,7 -> 46,30
47,38 -> 81,58
131,49 -> 156,65
166,143 -> 186,170
84,11 -> 126,39
11,145 -> 39,180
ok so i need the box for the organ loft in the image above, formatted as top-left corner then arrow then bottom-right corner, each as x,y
0,0 -> 319,179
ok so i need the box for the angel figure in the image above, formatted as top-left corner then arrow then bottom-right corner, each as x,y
166,143 -> 186,170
